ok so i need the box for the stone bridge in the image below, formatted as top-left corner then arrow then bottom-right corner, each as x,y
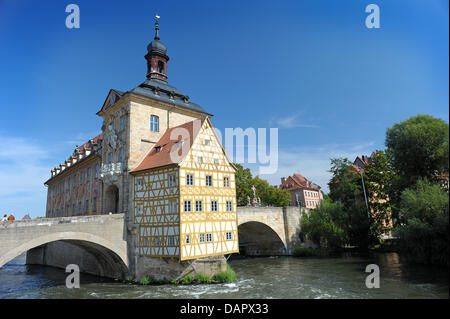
0,207 -> 308,277
237,206 -> 306,256
0,214 -> 128,278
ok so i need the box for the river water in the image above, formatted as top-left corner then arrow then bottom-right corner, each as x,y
0,252 -> 448,299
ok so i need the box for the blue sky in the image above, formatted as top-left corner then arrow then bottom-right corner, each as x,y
0,0 -> 448,218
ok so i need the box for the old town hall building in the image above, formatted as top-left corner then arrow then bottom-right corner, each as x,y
44,20 -> 239,264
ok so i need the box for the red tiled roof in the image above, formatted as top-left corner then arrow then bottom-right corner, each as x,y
292,173 -> 308,187
131,117 -> 206,173
44,133 -> 103,184
280,173 -> 318,191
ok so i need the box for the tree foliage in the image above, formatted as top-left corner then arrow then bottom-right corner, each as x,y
394,178 -> 449,267
386,114 -> 449,187
364,150 -> 398,232
234,163 -> 253,206
300,197 -> 346,251
327,157 -> 381,248
329,158 -> 363,208
234,163 -> 290,207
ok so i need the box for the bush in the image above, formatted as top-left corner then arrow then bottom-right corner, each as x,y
195,274 -> 212,284
180,274 -> 195,285
213,264 -> 237,283
394,179 -> 449,267
300,198 -> 346,251
139,275 -> 151,285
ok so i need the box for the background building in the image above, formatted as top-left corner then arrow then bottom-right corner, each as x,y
280,173 -> 323,208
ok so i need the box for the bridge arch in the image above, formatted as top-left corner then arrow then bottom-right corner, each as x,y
237,221 -> 287,256
0,232 -> 128,278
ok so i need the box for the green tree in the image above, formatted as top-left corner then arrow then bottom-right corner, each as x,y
328,157 -> 380,248
394,178 -> 449,267
364,150 -> 398,232
300,197 -> 346,251
234,163 -> 253,206
253,176 -> 290,207
328,158 -> 363,208
234,164 -> 290,207
386,115 -> 449,187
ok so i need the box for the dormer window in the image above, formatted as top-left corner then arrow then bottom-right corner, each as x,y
155,146 -> 162,153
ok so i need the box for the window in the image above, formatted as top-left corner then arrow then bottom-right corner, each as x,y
137,179 -> 143,188
186,234 -> 190,244
87,167 -> 91,181
120,115 -> 125,131
119,147 -> 124,162
198,156 -> 203,163
184,200 -> 192,212
155,146 -> 162,153
72,204 -> 75,216
78,202 -> 82,215
196,200 -> 202,212
226,201 -> 233,212
214,159 -> 219,164
158,61 -> 165,74
186,174 -> 194,186
93,197 -> 97,212
168,236 -> 175,247
95,164 -> 99,178
206,233 -> 213,243
136,204 -> 143,217
205,139 -> 210,145
199,233 -> 205,243
168,174 -> 176,186
80,170 -> 84,184
226,232 -> 233,240
169,200 -> 177,213
154,237 -> 159,247
211,200 -> 218,212
150,115 -> 159,132
108,152 -> 112,164
85,200 -> 89,214
65,205 -> 69,217
206,175 -> 212,186
224,177 -> 230,188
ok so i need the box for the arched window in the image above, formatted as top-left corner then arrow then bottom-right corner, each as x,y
158,61 -> 165,74
150,115 -> 159,132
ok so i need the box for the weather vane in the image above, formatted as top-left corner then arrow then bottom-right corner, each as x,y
156,14 -> 160,19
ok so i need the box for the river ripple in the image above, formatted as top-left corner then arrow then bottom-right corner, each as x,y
0,253 -> 448,299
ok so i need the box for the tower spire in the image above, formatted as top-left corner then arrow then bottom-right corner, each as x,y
145,14 -> 169,82
154,14 -> 160,40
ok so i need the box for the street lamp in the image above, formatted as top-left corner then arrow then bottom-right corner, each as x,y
359,168 -> 370,219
